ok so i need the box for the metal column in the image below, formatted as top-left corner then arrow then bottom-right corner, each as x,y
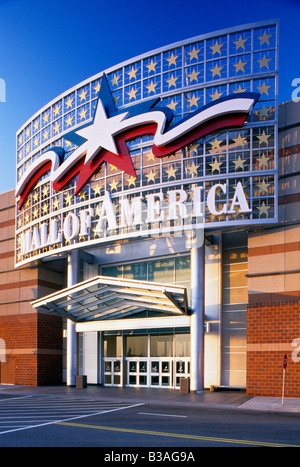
66,249 -> 80,386
190,245 -> 205,393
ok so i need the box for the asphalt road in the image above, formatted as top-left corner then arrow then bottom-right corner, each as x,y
0,393 -> 299,448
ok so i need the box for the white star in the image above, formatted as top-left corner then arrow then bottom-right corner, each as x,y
75,99 -> 127,162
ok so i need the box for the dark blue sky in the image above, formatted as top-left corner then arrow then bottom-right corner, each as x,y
0,0 -> 299,192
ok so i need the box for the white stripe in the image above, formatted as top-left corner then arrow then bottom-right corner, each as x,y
0,403 -> 144,435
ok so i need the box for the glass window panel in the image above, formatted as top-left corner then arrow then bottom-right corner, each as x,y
139,375 -> 147,385
175,334 -> 190,357
104,336 -> 122,358
126,336 -> 148,357
150,335 -> 173,357
102,266 -> 123,278
123,262 -> 147,281
148,259 -> 174,283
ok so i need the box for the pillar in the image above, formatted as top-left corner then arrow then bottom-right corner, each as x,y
67,249 -> 80,386
190,245 -> 205,393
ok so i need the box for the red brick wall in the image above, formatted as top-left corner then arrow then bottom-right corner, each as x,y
0,189 -> 64,386
0,313 -> 63,386
247,300 -> 300,397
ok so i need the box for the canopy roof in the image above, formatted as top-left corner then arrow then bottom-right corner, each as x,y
31,275 -> 189,322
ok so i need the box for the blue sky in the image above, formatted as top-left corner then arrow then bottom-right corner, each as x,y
0,0 -> 299,193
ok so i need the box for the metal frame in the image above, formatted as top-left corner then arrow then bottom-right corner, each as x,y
15,19 -> 279,267
31,275 -> 189,321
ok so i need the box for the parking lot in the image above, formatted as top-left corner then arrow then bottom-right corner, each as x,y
0,393 -> 143,437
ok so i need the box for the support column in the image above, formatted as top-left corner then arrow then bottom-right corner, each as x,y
190,244 -> 205,393
67,249 -> 80,386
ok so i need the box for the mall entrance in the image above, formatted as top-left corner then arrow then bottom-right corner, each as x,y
103,333 -> 190,389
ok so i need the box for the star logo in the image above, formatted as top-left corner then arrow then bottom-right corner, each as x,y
16,73 -> 259,209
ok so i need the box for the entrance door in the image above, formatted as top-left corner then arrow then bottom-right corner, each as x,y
104,358 -> 122,387
174,358 -> 190,388
150,358 -> 173,388
127,359 -> 148,387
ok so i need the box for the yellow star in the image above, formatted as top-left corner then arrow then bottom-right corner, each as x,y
92,183 -> 102,196
233,134 -> 247,147
127,175 -> 137,187
42,203 -> 48,215
188,47 -> 200,61
146,150 -> 156,162
25,212 -> 30,224
257,179 -> 271,194
257,81 -> 271,96
53,122 -> 60,134
43,113 -> 49,124
146,81 -> 157,95
128,67 -> 138,80
166,165 -> 177,179
42,185 -> 49,198
110,74 -> 120,87
33,191 -> 39,203
26,127 -> 30,138
79,191 -> 86,201
209,158 -> 222,173
233,59 -> 247,73
188,143 -> 199,155
78,108 -> 88,120
65,193 -> 73,206
210,137 -> 223,151
258,55 -> 271,70
233,155 -> 246,170
78,89 -> 87,101
187,94 -> 200,109
53,197 -> 60,210
210,40 -> 223,55
65,96 -> 73,109
34,120 -> 39,131
257,202 -> 271,217
65,115 -> 73,127
167,53 -> 178,67
187,161 -> 199,177
258,31 -> 271,46
146,170 -> 157,183
187,69 -> 199,83
233,85 -> 247,94
93,82 -> 101,94
109,179 -> 119,191
166,99 -> 178,111
257,130 -> 271,146
166,75 -> 178,88
210,63 -> 223,78
43,129 -> 49,141
234,35 -> 247,50
257,153 -> 270,169
53,105 -> 61,117
210,89 -> 223,101
128,87 -> 138,101
34,136 -> 39,147
146,59 -> 157,74
32,207 -> 39,219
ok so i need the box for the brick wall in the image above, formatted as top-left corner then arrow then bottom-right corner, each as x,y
0,190 -> 64,386
247,300 -> 300,397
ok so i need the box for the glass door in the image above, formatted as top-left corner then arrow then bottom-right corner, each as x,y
104,358 -> 122,387
174,358 -> 190,388
127,359 -> 148,386
150,358 -> 173,388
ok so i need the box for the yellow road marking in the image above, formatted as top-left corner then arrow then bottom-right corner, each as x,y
57,422 -> 300,447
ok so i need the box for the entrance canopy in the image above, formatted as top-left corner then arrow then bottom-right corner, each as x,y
31,275 -> 190,322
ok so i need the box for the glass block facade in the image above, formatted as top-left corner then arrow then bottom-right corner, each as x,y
15,20 -> 278,266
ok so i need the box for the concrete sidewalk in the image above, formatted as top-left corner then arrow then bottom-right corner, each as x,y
0,384 -> 300,415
